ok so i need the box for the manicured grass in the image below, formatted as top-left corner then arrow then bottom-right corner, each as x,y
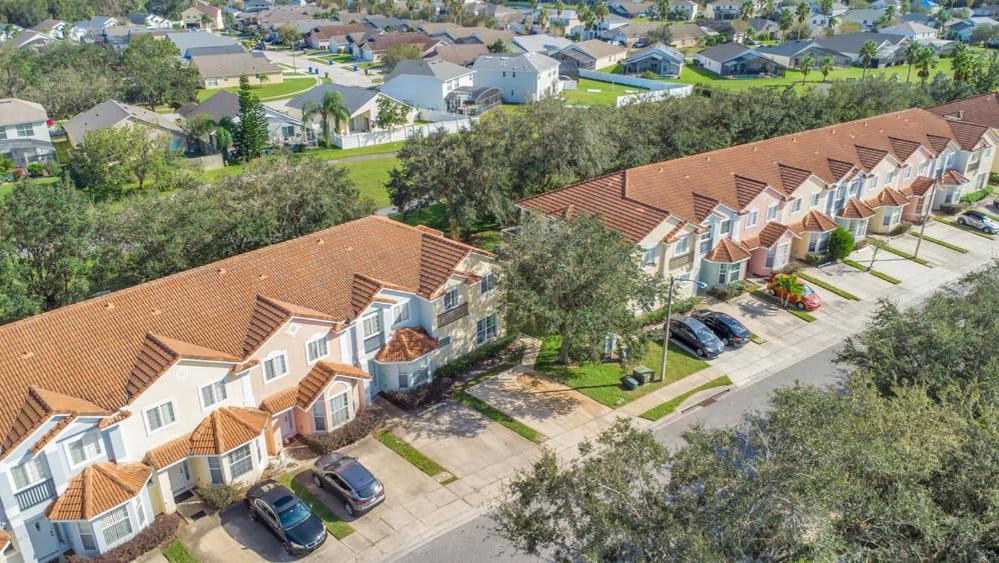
374,429 -> 451,478
162,540 -> 197,563
300,141 -> 404,160
0,183 -> 13,199
842,258 -> 902,284
276,473 -> 354,539
868,239 -> 933,266
534,336 -> 709,408
934,216 -> 996,240
749,289 -> 817,322
795,272 -> 860,301
909,232 -> 969,254
338,157 -> 396,208
310,53 -> 352,64
196,77 -> 316,101
563,78 -> 647,106
639,376 -> 733,421
456,390 -> 545,443
750,333 -> 765,345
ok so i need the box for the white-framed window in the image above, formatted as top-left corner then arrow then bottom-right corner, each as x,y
476,314 -> 498,345
903,164 -> 912,179
99,505 -> 133,547
765,204 -> 778,221
986,147 -> 993,158
810,192 -> 822,208
65,430 -> 103,467
362,313 -> 383,353
719,218 -> 731,235
846,218 -> 867,240
79,522 -> 97,552
226,444 -> 253,478
11,456 -> 50,491
766,241 -> 789,268
918,161 -> 927,176
716,262 -> 741,285
15,124 -> 33,137
144,400 -> 177,433
674,235 -> 690,255
699,233 -> 712,254
200,380 -> 228,408
443,287 -> 460,311
808,232 -> 831,252
885,170 -> 895,185
305,334 -> 329,363
868,174 -> 879,190
788,198 -> 802,213
280,125 -> 295,139
328,391 -> 350,428
745,210 -> 758,227
480,273 -> 496,294
209,457 -> 224,484
395,301 -> 411,323
399,371 -> 411,389
641,247 -> 657,265
945,189 -> 960,204
882,207 -> 901,227
136,499 -> 147,527
262,352 -> 288,381
205,79 -> 218,87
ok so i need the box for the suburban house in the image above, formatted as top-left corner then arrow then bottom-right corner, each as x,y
0,98 -> 56,167
930,92 -> 999,173
63,100 -> 187,150
10,30 -> 53,50
599,21 -> 661,46
694,44 -> 786,76
304,23 -> 372,51
362,16 -> 408,30
426,43 -> 490,66
705,0 -> 742,20
757,40 -> 854,68
608,1 -> 654,19
511,33 -> 574,55
124,13 -> 173,29
244,0 -> 275,12
179,91 -> 313,147
181,2 -> 224,30
813,32 -> 909,67
552,40 -> 627,74
947,17 -> 999,43
69,16 -> 118,42
669,23 -> 716,48
190,51 -> 284,89
286,84 -> 415,135
381,59 -> 475,111
30,19 -> 66,39
472,53 -> 562,104
672,0 -> 700,21
881,21 -> 937,40
621,43 -> 685,77
353,32 -> 441,62
167,31 -> 240,58
748,18 -> 780,38
517,108 -> 998,293
0,216 -> 501,563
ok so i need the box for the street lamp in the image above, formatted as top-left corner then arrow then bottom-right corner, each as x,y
658,276 -> 708,382
913,181 -> 937,260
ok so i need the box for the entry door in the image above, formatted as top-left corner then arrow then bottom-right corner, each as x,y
277,411 -> 294,442
26,516 -> 62,561
168,460 -> 191,494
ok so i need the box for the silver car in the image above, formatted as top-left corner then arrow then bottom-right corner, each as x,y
957,210 -> 998,234
311,453 -> 385,516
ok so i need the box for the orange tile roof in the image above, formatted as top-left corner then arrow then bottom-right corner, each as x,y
906,176 -> 936,197
929,92 -> 999,131
756,222 -> 795,249
97,410 -> 131,429
375,327 -> 439,362
31,415 -> 76,454
260,387 -> 298,415
790,210 -> 838,233
704,238 -> 752,263
939,170 -> 968,186
297,361 -> 371,409
866,187 -> 910,208
144,434 -> 193,470
48,463 -> 152,521
0,217 -> 491,460
838,198 -> 876,219
1,387 -> 111,455
145,407 -> 269,469
518,108 -> 989,242
0,529 -> 8,551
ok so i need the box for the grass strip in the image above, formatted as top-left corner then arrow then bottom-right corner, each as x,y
933,216 -> 995,240
640,376 -> 734,421
750,332 -> 765,344
749,290 -> 817,322
276,474 -> 354,539
868,240 -> 933,266
374,429 -> 450,478
909,232 -> 969,253
162,540 -> 197,563
795,272 -> 860,301
455,390 -> 545,443
842,258 -> 902,284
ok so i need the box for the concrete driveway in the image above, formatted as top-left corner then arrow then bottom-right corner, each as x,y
260,49 -> 378,88
705,292 -> 807,343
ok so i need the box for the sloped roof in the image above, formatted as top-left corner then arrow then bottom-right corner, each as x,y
360,31 -> 438,53
568,39 -> 627,60
63,100 -> 185,145
704,238 -> 752,262
144,407 -> 269,469
287,83 -> 381,115
838,198 -> 877,219
929,92 -> 999,130
48,463 -> 153,521
191,51 -> 281,79
791,210 -> 839,233
297,361 -> 371,408
473,52 -> 559,73
905,176 -> 936,196
426,43 -> 489,66
625,42 -> 684,63
696,43 -> 752,63
866,187 -> 910,207
939,169 -> 968,186
375,327 -> 438,362
756,222 -> 795,249
385,59 -> 472,82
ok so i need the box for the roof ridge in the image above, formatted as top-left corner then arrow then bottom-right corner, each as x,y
222,407 -> 265,435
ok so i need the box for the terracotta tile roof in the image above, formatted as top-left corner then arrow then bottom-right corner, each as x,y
191,407 -> 269,456
661,221 -> 687,243
905,176 -> 935,197
298,361 -> 371,409
929,92 -> 999,130
867,187 -> 910,207
260,387 -> 298,415
756,222 -> 795,249
31,415 -> 76,454
704,238 -> 751,263
791,210 -> 839,233
940,170 -> 968,186
946,120 -> 992,151
0,529 -> 9,552
518,108 -> 983,243
97,410 -> 131,429
0,217 -> 490,460
838,198 -> 876,219
48,463 -> 152,521
145,434 -> 193,469
925,134 -> 952,154
375,327 -> 438,362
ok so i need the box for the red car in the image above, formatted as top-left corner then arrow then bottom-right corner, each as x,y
767,275 -> 822,311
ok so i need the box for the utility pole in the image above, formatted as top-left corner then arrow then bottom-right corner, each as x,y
913,182 -> 937,260
658,276 -> 676,383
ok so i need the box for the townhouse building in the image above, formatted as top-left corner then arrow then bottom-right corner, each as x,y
0,217 -> 500,562
518,105 -> 998,295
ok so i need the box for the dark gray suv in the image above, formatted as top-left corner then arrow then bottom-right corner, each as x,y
311,453 -> 385,516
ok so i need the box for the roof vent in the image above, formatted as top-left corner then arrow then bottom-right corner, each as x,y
684,174 -> 690,179
705,156 -> 711,161
830,128 -> 836,134
258,274 -> 268,281
104,302 -> 115,311
316,237 -> 325,245
791,137 -> 797,143
21,351 -> 34,360
216,267 -> 226,276
752,146 -> 758,151
863,121 -> 868,126
151,308 -> 162,316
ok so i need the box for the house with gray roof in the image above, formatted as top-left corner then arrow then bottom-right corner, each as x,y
179,91 -> 314,146
757,40 -> 853,68
472,53 -> 562,103
554,39 -> 627,71
621,43 -> 685,77
881,21 -> 937,40
63,100 -> 187,150
511,33 -> 574,55
0,98 -> 56,167
694,43 -> 786,76
381,59 -> 475,111
813,32 -> 908,66
167,31 -> 240,58
286,84 -> 415,135
190,51 -> 284,88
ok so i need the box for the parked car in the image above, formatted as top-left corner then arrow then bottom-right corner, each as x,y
246,480 -> 327,555
691,310 -> 752,347
957,210 -> 998,234
668,316 -> 725,359
311,453 -> 385,516
767,275 -> 821,311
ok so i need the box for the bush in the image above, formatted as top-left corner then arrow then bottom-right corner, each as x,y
635,296 -> 703,327
301,408 -> 384,455
380,375 -> 456,411
888,220 -> 912,236
773,263 -> 799,276
433,333 -> 518,380
706,280 -> 745,301
828,227 -> 855,260
641,70 -> 659,79
196,483 -> 243,511
26,162 -> 45,177
804,252 -> 828,265
960,184 -> 993,203
67,514 -> 182,563
939,202 -> 966,215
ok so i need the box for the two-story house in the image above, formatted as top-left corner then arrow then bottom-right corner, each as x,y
0,99 -> 56,167
380,60 -> 475,112
517,106 -> 998,294
0,216 -> 500,562
471,53 -> 562,104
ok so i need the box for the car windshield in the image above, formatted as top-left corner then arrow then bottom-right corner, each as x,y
277,500 -> 312,529
693,325 -> 717,342
800,284 -> 815,297
355,479 -> 381,498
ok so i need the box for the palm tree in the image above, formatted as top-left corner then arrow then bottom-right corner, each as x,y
951,42 -> 973,82
798,54 -> 815,83
825,16 -> 838,37
537,9 -> 549,31
778,8 -> 793,42
303,91 -> 350,148
820,0 -> 833,17
795,2 -> 809,40
762,0 -> 775,18
900,0 -> 910,15
769,273 -> 804,308
818,55 -> 834,81
578,4 -> 595,38
914,45 -> 938,84
903,40 -> 920,82
859,39 -> 878,78
555,0 -> 566,24
654,0 -> 672,20
932,9 -> 950,37
739,0 -> 754,21
593,0 -> 609,26
884,5 -> 898,23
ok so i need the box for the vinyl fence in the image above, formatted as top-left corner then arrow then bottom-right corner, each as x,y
330,114 -> 477,149
577,69 -> 694,106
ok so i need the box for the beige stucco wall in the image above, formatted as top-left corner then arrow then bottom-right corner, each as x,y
782,176 -> 826,223
248,318 -> 345,407
202,72 -> 284,89
431,254 -> 502,364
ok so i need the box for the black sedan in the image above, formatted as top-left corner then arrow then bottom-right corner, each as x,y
246,480 -> 327,556
691,310 -> 752,347
668,316 -> 725,359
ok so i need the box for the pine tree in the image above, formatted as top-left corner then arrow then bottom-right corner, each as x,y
235,76 -> 269,162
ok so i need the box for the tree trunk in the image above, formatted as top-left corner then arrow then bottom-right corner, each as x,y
559,324 -> 572,365
906,63 -> 912,82
448,216 -> 461,241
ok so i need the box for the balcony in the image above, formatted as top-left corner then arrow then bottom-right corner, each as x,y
437,302 -> 468,328
15,478 -> 56,510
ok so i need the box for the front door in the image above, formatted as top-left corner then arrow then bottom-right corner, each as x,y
277,411 -> 294,443
26,516 -> 62,562
168,460 -> 191,495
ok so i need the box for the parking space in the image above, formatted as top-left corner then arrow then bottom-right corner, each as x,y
705,293 -> 807,342
798,261 -> 894,300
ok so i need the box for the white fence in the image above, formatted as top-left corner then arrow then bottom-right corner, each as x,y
616,87 -> 693,107
577,69 -> 693,106
330,115 -> 477,149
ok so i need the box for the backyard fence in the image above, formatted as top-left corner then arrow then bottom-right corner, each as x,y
330,115 -> 477,149
577,69 -> 693,106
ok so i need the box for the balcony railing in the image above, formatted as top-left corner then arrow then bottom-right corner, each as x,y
437,302 -> 469,328
15,478 -> 56,510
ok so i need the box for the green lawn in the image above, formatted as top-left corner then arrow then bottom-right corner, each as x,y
868,239 -> 934,265
374,430 -> 452,479
564,78 -> 647,106
162,540 -> 197,563
338,157 -> 396,208
909,232 -> 969,254
456,389 -> 546,443
842,258 -> 902,284
534,336 -> 709,408
196,77 -> 316,101
639,376 -> 733,421
300,142 -> 404,161
276,473 -> 354,539
310,53 -> 353,64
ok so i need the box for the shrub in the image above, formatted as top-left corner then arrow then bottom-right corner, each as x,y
888,220 -> 912,236
433,333 -> 518,380
706,280 -> 745,301
301,408 -> 384,455
380,376 -> 456,411
939,202 -> 966,215
827,227 -> 855,261
67,514 -> 182,563
43,160 -> 61,176
196,483 -> 243,511
804,252 -> 828,265
640,70 -> 659,79
26,162 -> 45,177
773,263 -> 799,276
635,296 -> 703,326
960,184 -> 993,203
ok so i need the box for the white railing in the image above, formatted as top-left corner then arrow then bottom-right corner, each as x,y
330,117 -> 477,149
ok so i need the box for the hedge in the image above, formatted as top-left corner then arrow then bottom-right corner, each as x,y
433,333 -> 518,380
67,514 -> 182,563
196,483 -> 243,511
301,408 -> 385,455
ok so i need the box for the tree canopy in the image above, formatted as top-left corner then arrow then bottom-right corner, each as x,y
121,34 -> 200,110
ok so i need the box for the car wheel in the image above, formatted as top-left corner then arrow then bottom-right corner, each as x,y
249,507 -> 258,522
796,302 -> 806,310
283,542 -> 294,555
344,501 -> 355,516
313,474 -> 323,489
726,337 -> 733,346
696,347 -> 706,357
958,217 -> 967,225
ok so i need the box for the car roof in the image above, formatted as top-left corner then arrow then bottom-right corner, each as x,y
966,210 -> 986,217
248,480 -> 296,506
336,459 -> 375,487
674,315 -> 707,328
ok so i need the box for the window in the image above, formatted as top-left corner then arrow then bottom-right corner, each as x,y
399,371 -> 410,389
443,287 -> 460,311
15,124 -> 33,137
986,147 -> 993,158
11,457 -> 49,490
208,457 -> 224,484
328,391 -> 350,428
136,499 -> 146,527
745,210 -> 758,228
280,125 -> 295,139
808,232 -> 831,252
810,192 -> 822,208
674,235 -> 689,255
716,262 -> 741,285
868,174 -> 879,190
788,198 -> 802,213
641,247 -> 657,265
362,313 -> 383,353
439,336 -> 452,347
306,335 -> 328,363
719,219 -> 731,235
918,161 -> 927,176
502,71 -> 506,77
312,401 -> 326,432
699,233 -> 712,254
476,314 -> 498,345
480,273 -> 496,294
396,302 -> 411,323
0,127 -> 6,140
79,522 -> 97,552
846,218 -> 867,240
66,431 -> 103,467
885,170 -> 895,185
99,505 -> 133,547
882,207 -> 901,227
200,380 -> 228,408
144,400 -> 176,433
226,444 -> 253,479
262,353 -> 288,381
903,164 -> 912,179
765,204 -> 778,221
766,242 -> 789,269
945,189 -> 960,204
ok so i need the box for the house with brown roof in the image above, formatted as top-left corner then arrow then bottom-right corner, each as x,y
353,31 -> 442,62
0,216 -> 500,561
181,2 -> 224,30
517,106 -> 998,292
930,92 -> 999,174
304,22 -> 373,51
190,51 -> 284,89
